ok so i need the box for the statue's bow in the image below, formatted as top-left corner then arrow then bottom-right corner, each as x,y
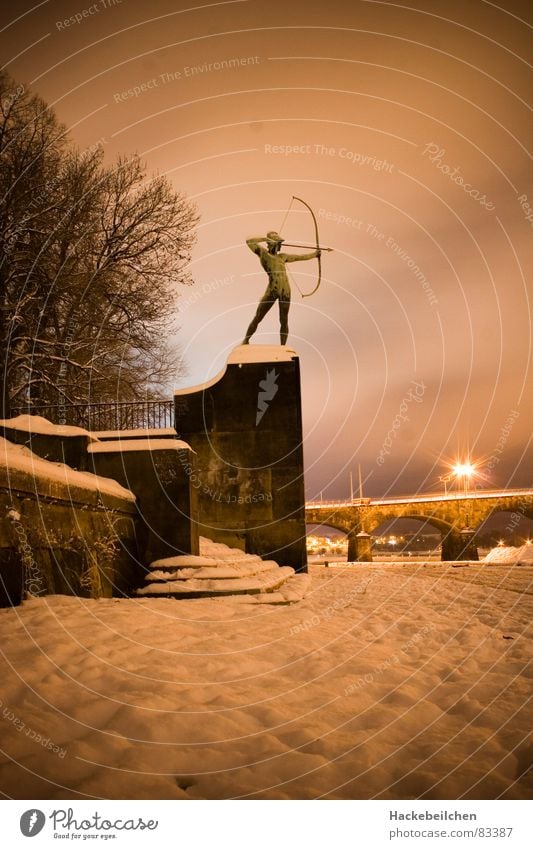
291,195 -> 322,298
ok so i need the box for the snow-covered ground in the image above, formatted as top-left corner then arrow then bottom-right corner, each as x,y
0,562 -> 531,800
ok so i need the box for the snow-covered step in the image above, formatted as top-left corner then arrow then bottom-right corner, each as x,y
144,560 -> 280,582
137,566 -> 295,598
135,537 -> 309,603
198,537 -> 271,563
148,554 -> 263,573
149,555 -> 219,570
234,573 -> 312,605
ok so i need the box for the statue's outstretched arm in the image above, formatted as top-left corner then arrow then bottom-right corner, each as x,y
284,249 -> 320,262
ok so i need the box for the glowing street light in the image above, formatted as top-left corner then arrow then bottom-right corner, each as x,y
452,461 -> 475,494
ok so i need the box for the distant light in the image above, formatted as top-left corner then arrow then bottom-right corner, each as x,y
453,462 -> 475,478
498,539 -> 505,547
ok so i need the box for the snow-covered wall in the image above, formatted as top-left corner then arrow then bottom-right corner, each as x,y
0,437 -> 140,606
88,439 -> 199,564
0,414 -> 96,470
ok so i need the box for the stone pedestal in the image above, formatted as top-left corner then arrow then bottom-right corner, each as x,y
174,346 -> 307,572
348,530 -> 373,562
88,438 -> 198,565
442,528 -> 479,561
458,528 -> 479,561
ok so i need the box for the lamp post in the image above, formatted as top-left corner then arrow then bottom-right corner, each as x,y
439,474 -> 452,495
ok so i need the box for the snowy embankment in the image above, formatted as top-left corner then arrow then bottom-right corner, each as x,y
483,543 -> 533,565
0,563 -> 531,800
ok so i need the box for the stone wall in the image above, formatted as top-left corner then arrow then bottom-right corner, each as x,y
0,443 -> 140,607
88,439 -> 199,564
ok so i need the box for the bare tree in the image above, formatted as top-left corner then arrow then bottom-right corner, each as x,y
0,71 -> 198,418
0,71 -> 67,416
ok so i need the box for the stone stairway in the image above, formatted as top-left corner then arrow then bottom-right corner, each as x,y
136,537 -> 310,603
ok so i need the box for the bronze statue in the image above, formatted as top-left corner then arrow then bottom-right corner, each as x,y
243,231 -> 321,345
242,197 -> 332,345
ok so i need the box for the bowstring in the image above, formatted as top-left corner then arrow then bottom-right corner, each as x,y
277,197 -> 305,298
291,272 -> 304,297
277,196 -> 294,237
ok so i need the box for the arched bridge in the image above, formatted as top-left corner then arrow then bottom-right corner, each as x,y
305,489 -> 533,561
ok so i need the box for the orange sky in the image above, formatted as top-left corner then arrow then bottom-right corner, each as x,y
2,0 -> 531,498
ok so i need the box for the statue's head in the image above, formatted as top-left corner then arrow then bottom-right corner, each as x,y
266,231 -> 282,253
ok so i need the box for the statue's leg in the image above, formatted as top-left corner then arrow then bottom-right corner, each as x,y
279,294 -> 290,345
243,292 -> 275,343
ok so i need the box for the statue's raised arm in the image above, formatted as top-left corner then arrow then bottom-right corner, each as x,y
246,236 -> 269,256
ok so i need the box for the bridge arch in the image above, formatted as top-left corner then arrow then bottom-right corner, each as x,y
305,491 -> 533,562
471,504 -> 533,527
355,509 -> 467,561
365,511 -> 453,536
305,519 -> 350,536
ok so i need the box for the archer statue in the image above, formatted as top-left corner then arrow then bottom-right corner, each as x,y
242,196 -> 332,346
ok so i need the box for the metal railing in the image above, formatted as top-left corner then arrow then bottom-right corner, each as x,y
10,400 -> 174,432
